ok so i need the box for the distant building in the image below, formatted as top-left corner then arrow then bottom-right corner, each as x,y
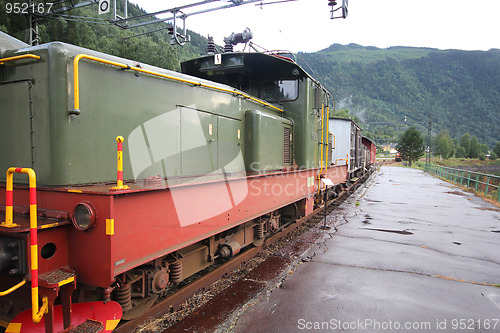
381,145 -> 398,157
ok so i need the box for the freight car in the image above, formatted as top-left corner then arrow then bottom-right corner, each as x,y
328,117 -> 365,178
362,136 -> 377,170
0,30 -> 365,332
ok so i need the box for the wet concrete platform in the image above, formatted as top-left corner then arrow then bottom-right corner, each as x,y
229,166 -> 500,332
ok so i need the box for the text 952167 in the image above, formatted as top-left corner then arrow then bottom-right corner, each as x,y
5,2 -> 54,15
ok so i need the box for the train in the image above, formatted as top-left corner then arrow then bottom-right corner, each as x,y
0,30 -> 375,332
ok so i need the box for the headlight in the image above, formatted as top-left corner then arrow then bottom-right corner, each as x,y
72,202 -> 96,231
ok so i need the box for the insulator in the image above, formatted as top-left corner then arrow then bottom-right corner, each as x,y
114,283 -> 133,312
207,36 -> 216,55
167,26 -> 174,35
328,0 -> 337,6
224,42 -> 233,53
169,261 -> 183,284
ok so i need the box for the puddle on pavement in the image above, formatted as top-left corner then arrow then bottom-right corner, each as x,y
362,228 -> 413,235
446,190 -> 467,196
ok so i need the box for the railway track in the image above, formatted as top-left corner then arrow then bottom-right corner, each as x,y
115,171 -> 373,333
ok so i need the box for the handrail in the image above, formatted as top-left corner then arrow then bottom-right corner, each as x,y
72,54 -> 283,115
1,168 -> 48,324
325,105 -> 330,172
0,54 -> 40,65
319,102 -> 325,175
425,164 -> 500,201
0,279 -> 27,296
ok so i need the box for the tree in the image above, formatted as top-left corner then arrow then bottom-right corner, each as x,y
469,136 -> 481,158
396,127 -> 425,166
480,144 -> 489,155
434,130 -> 454,159
493,142 -> 500,156
455,146 -> 466,158
333,108 -> 361,123
459,133 -> 471,157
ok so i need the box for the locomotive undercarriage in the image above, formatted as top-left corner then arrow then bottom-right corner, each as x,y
109,201 -> 302,319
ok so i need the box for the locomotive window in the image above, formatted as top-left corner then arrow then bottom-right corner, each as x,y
260,79 -> 298,102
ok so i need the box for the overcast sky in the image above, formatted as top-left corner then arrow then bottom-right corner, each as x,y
127,0 -> 500,53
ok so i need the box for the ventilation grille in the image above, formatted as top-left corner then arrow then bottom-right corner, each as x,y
283,127 -> 291,164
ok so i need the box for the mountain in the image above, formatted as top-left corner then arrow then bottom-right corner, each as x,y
2,0 -> 498,147
297,44 -> 500,147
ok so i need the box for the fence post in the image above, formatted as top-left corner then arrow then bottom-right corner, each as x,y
485,176 -> 490,197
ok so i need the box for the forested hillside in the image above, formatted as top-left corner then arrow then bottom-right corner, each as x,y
297,44 -> 500,147
0,0 -> 208,71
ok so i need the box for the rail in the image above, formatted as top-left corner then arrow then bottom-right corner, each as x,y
0,168 -> 48,323
0,54 -> 40,65
425,164 -> 500,201
72,54 -> 283,115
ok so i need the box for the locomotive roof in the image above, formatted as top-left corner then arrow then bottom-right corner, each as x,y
181,52 -> 330,95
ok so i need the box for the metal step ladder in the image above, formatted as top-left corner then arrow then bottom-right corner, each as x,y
38,268 -> 77,333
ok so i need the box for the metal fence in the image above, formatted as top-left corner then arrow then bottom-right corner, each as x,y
425,164 -> 500,201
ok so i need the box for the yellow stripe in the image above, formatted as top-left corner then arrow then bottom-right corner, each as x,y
5,206 -> 13,223
68,189 -> 83,193
5,322 -> 21,333
31,286 -> 39,312
24,168 -> 36,185
30,205 -> 37,229
58,276 -> 75,287
105,319 -> 120,331
106,219 -> 114,235
30,245 -> 38,270
41,222 -> 60,229
117,151 -> 123,172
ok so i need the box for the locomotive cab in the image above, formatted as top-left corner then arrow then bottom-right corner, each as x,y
182,51 -> 332,171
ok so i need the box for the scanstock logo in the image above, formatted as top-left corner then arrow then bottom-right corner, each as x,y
127,106 -> 248,227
